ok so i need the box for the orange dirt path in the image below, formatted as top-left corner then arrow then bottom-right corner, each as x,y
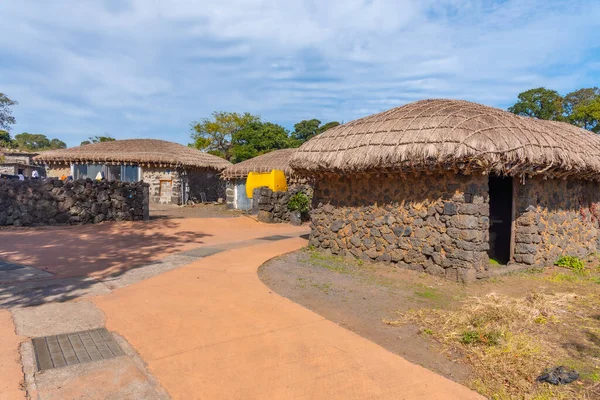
95,237 -> 483,400
0,310 -> 25,400
0,217 -> 305,279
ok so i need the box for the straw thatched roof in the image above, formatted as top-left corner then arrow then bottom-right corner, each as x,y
221,148 -> 297,179
290,99 -> 600,180
34,139 -> 232,170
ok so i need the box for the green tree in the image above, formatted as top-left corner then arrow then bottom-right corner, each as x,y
231,121 -> 291,163
291,119 -> 341,145
190,111 -> 259,160
81,135 -> 115,145
0,129 -> 14,148
317,121 -> 340,134
0,93 -> 18,132
508,88 -> 564,121
291,119 -> 321,143
569,97 -> 600,133
14,133 -> 52,150
564,87 -> 600,132
49,138 -> 67,149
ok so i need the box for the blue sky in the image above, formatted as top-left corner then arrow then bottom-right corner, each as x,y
1,0 -> 599,147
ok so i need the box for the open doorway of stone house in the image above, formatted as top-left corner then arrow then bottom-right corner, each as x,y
488,175 -> 514,265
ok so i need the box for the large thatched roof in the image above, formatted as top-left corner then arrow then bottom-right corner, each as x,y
34,139 -> 232,170
291,99 -> 600,180
221,148 -> 297,179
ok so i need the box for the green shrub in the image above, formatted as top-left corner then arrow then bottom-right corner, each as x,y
555,256 -> 586,275
288,192 -> 310,213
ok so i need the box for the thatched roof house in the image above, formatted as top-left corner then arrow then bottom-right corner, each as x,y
35,139 -> 232,204
221,149 -> 302,211
221,149 -> 297,180
36,139 -> 231,169
291,99 -> 600,282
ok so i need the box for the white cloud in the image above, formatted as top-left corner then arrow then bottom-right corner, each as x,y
0,0 -> 599,146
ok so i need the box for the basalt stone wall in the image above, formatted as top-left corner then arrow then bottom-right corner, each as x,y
257,184 -> 314,223
0,178 -> 149,226
514,177 -> 600,266
309,172 -> 490,282
142,167 -> 182,204
186,168 -> 224,203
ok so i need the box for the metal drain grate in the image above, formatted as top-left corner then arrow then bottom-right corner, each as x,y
32,328 -> 124,371
257,235 -> 292,241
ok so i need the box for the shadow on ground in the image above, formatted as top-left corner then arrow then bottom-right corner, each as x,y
0,219 -> 213,308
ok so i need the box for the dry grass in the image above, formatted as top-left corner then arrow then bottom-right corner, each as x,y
385,291 -> 600,399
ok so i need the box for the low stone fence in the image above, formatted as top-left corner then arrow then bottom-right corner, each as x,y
0,178 -> 149,226
257,185 -> 313,223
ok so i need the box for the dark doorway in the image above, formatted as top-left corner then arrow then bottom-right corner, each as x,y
488,176 -> 513,265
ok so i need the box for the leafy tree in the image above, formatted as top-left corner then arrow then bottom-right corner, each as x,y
291,119 -> 341,145
49,138 -> 67,149
81,135 -> 116,145
508,88 -> 564,121
291,119 -> 321,143
563,87 -> 600,114
13,133 -> 66,151
0,93 -> 18,132
231,121 -> 292,163
569,97 -> 600,133
190,111 -> 259,160
0,129 -> 14,148
14,133 -> 51,150
564,87 -> 600,133
317,121 -> 340,134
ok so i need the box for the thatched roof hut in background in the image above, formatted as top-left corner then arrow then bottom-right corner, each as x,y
291,99 -> 600,282
221,148 -> 298,180
35,139 -> 232,204
291,99 -> 600,180
35,139 -> 231,170
221,148 -> 306,211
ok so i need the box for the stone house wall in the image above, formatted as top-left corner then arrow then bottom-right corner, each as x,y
514,177 -> 600,266
142,167 -> 182,204
0,178 -> 149,226
186,168 -> 224,203
257,184 -> 314,223
0,165 -> 15,175
309,172 -> 489,282
45,164 -> 71,178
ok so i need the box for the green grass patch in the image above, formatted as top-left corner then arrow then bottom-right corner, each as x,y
306,250 -> 353,274
546,272 -> 579,283
555,255 -> 587,275
459,329 -> 502,346
414,288 -> 440,300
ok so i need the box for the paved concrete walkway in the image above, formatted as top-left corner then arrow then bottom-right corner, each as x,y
0,310 -> 24,400
95,237 -> 483,400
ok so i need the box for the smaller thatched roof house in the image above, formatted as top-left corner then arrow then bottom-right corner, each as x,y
221,149 -> 299,210
291,99 -> 600,282
35,139 -> 232,204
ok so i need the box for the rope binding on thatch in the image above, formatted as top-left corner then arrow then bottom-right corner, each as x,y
290,99 -> 600,181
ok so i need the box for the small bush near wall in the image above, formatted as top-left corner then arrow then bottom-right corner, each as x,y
257,185 -> 313,223
0,178 -> 149,226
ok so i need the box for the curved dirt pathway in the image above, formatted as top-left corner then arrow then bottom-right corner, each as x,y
94,237 -> 483,399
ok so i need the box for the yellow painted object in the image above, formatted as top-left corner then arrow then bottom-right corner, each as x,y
246,170 -> 288,198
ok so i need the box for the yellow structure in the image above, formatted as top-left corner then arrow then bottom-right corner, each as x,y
246,170 -> 287,198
